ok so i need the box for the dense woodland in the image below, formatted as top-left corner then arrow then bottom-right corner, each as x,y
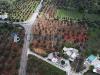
0,23 -> 24,75
55,0 -> 100,14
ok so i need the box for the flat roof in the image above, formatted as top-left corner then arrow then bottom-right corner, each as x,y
87,55 -> 96,62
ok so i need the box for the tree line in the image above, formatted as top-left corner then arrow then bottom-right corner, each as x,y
55,0 -> 100,14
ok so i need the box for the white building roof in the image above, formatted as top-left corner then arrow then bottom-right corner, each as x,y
63,47 -> 79,61
71,53 -> 77,58
92,60 -> 100,67
65,50 -> 72,56
52,58 -> 58,63
63,47 -> 78,52
47,53 -> 54,59
14,34 -> 20,43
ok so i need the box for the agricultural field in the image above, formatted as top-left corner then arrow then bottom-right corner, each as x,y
30,0 -> 87,56
9,0 -> 40,22
26,55 -> 66,75
0,0 -> 40,22
42,0 -> 100,22
0,23 -> 25,75
41,1 -> 56,19
30,16 -> 88,56
30,0 -> 100,58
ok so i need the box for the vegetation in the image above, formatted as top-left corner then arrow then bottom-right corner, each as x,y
84,71 -> 99,75
0,0 -> 40,22
70,56 -> 86,73
0,0 -> 100,75
0,0 -> 14,12
56,0 -> 100,14
55,9 -> 100,22
82,22 -> 100,57
31,17 -> 88,55
9,0 -> 40,22
26,55 -> 66,75
87,25 -> 100,51
42,0 -> 100,22
0,23 -> 24,75
30,0 -> 100,57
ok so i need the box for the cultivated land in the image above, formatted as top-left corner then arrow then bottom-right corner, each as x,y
29,0 -> 100,74
30,0 -> 100,57
26,55 -> 66,75
0,23 -> 24,75
31,1 -> 78,55
0,0 -> 40,22
31,17 -> 88,55
9,0 -> 40,21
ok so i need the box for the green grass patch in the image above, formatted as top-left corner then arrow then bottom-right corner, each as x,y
85,14 -> 100,22
84,70 -> 100,75
27,55 -> 66,75
55,9 -> 100,22
86,27 -> 100,52
55,9 -> 82,20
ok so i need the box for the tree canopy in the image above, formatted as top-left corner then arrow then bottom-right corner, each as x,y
56,0 -> 100,14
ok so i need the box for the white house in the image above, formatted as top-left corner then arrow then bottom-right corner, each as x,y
14,34 -> 20,43
63,47 -> 79,61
